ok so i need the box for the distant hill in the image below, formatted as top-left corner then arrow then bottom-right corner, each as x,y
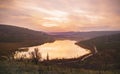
0,24 -> 54,57
50,31 -> 120,41
76,33 -> 120,70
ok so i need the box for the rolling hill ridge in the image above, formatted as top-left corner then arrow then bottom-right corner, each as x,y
0,24 -> 54,57
76,33 -> 120,70
50,31 -> 120,41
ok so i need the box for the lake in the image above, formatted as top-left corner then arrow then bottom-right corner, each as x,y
15,40 -> 91,60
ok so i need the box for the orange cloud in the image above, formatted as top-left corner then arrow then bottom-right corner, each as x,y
0,0 -> 120,32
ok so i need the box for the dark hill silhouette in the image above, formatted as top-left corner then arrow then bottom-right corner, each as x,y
0,24 -> 54,57
50,31 -> 120,41
76,33 -> 120,70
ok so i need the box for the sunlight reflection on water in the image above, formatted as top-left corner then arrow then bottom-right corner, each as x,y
15,40 -> 91,60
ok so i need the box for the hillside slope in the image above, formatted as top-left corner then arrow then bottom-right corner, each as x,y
0,24 -> 54,57
76,33 -> 120,70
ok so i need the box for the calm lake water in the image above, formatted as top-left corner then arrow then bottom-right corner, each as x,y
15,40 -> 91,60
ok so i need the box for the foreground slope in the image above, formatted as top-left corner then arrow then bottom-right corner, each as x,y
0,24 -> 54,57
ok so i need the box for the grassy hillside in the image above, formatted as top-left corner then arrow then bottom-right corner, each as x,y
1,61 -> 119,74
76,33 -> 120,70
0,24 -> 54,57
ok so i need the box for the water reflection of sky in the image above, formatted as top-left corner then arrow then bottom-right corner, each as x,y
15,40 -> 91,60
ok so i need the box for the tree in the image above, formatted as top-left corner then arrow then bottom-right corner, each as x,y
29,48 -> 41,64
46,53 -> 49,61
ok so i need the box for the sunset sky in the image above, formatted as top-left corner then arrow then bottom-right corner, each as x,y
0,0 -> 120,32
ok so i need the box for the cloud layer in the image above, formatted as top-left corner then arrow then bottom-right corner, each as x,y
0,0 -> 120,32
